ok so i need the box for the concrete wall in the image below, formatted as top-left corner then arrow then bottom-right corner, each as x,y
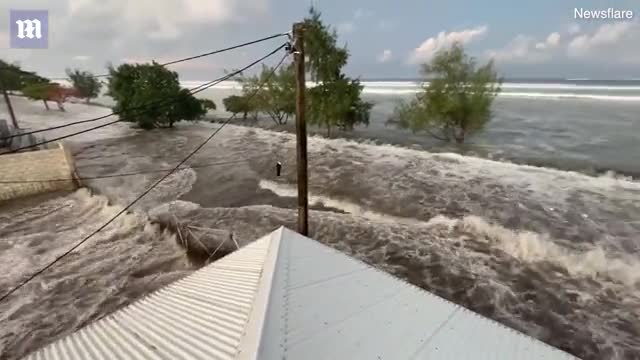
0,143 -> 79,202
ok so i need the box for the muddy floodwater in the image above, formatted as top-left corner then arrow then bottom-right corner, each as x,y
1,92 -> 640,359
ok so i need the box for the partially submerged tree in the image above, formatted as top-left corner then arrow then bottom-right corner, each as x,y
66,68 -> 102,103
223,95 -> 252,119
303,7 -> 371,136
309,75 -> 371,135
199,99 -> 216,111
391,43 -> 501,143
22,82 -> 77,111
22,82 -> 51,109
233,63 -> 296,125
107,62 -> 212,129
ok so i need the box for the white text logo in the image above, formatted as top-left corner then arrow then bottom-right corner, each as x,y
15,19 -> 42,39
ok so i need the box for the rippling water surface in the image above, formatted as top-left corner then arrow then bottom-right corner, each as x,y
1,82 -> 639,359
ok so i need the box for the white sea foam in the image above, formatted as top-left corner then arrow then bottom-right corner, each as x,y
363,81 -> 640,91
260,178 -> 640,289
428,215 -> 640,288
259,179 -> 417,224
499,92 -> 640,101
181,79 -> 640,101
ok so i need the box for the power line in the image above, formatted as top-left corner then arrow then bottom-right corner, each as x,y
0,156 -> 275,184
1,72 -> 229,143
0,34 -> 289,142
0,45 -> 289,305
0,32 -> 289,80
1,43 -> 288,153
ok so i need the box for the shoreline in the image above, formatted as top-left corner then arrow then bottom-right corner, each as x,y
7,95 -> 637,181
206,115 -> 640,181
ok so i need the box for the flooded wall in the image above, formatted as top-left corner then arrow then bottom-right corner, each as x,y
0,143 -> 78,201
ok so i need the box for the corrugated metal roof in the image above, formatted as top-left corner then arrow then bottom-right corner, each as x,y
256,227 -> 579,360
23,227 -> 580,360
23,233 -> 275,360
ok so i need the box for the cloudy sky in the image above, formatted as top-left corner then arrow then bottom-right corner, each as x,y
2,0 -> 640,80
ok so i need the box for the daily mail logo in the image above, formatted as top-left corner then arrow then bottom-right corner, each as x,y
9,10 -> 49,49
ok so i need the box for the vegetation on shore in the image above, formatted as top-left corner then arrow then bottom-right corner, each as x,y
390,43 -> 501,143
66,69 -> 102,103
223,7 -> 371,136
107,62 -> 215,129
1,60 -> 105,111
4,16 -> 499,138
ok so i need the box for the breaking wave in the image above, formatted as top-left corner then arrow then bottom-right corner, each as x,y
260,179 -> 640,289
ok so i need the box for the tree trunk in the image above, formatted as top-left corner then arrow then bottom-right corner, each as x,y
327,124 -> 331,137
85,97 -> 90,104
43,100 -> 50,110
56,101 -> 65,112
2,88 -> 19,128
242,111 -> 247,120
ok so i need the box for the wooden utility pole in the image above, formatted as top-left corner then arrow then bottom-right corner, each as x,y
0,77 -> 19,129
293,22 -> 309,236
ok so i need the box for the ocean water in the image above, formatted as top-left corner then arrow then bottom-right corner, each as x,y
183,79 -> 640,177
1,82 -> 639,359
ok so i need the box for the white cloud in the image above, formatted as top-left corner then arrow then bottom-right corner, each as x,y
487,31 -> 561,64
68,0 -> 267,40
337,22 -> 355,34
567,21 -> 640,63
567,23 -> 581,35
73,55 -> 91,61
487,35 -> 551,64
547,32 -> 561,47
534,32 -> 560,50
377,49 -> 393,63
409,25 -> 488,64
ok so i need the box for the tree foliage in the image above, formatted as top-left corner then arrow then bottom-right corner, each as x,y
66,68 -> 102,102
392,43 -> 501,143
237,64 -> 296,125
309,75 -> 371,135
22,82 -> 51,101
303,8 -> 349,83
0,60 -> 24,91
107,62 -> 213,129
303,7 -> 371,136
223,95 -> 252,119
225,63 -> 296,125
219,8 -> 369,134
22,82 -> 73,111
0,59 -> 49,91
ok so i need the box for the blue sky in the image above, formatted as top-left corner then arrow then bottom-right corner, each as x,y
2,0 -> 640,79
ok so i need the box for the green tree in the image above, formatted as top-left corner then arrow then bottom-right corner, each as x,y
0,60 -> 23,91
0,60 -> 49,91
223,95 -> 252,119
303,7 -> 371,136
22,82 -> 59,110
107,62 -> 210,129
309,75 -> 371,135
199,99 -> 216,111
66,68 -> 102,103
392,43 -> 501,143
238,64 -> 296,125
